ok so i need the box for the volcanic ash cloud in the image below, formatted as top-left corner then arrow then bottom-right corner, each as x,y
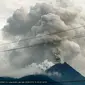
1,0 -> 85,77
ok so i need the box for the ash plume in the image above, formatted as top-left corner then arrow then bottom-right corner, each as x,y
1,0 -> 85,77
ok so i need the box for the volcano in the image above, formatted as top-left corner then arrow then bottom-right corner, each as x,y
46,62 -> 85,85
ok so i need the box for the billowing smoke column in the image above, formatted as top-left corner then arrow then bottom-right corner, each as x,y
2,3 -> 64,68
1,0 -> 85,77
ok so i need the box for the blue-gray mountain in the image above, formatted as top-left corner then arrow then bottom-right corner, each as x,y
0,75 -> 62,85
46,62 -> 85,85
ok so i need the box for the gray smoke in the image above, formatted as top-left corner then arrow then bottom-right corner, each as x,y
2,3 -> 63,68
1,0 -> 85,77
